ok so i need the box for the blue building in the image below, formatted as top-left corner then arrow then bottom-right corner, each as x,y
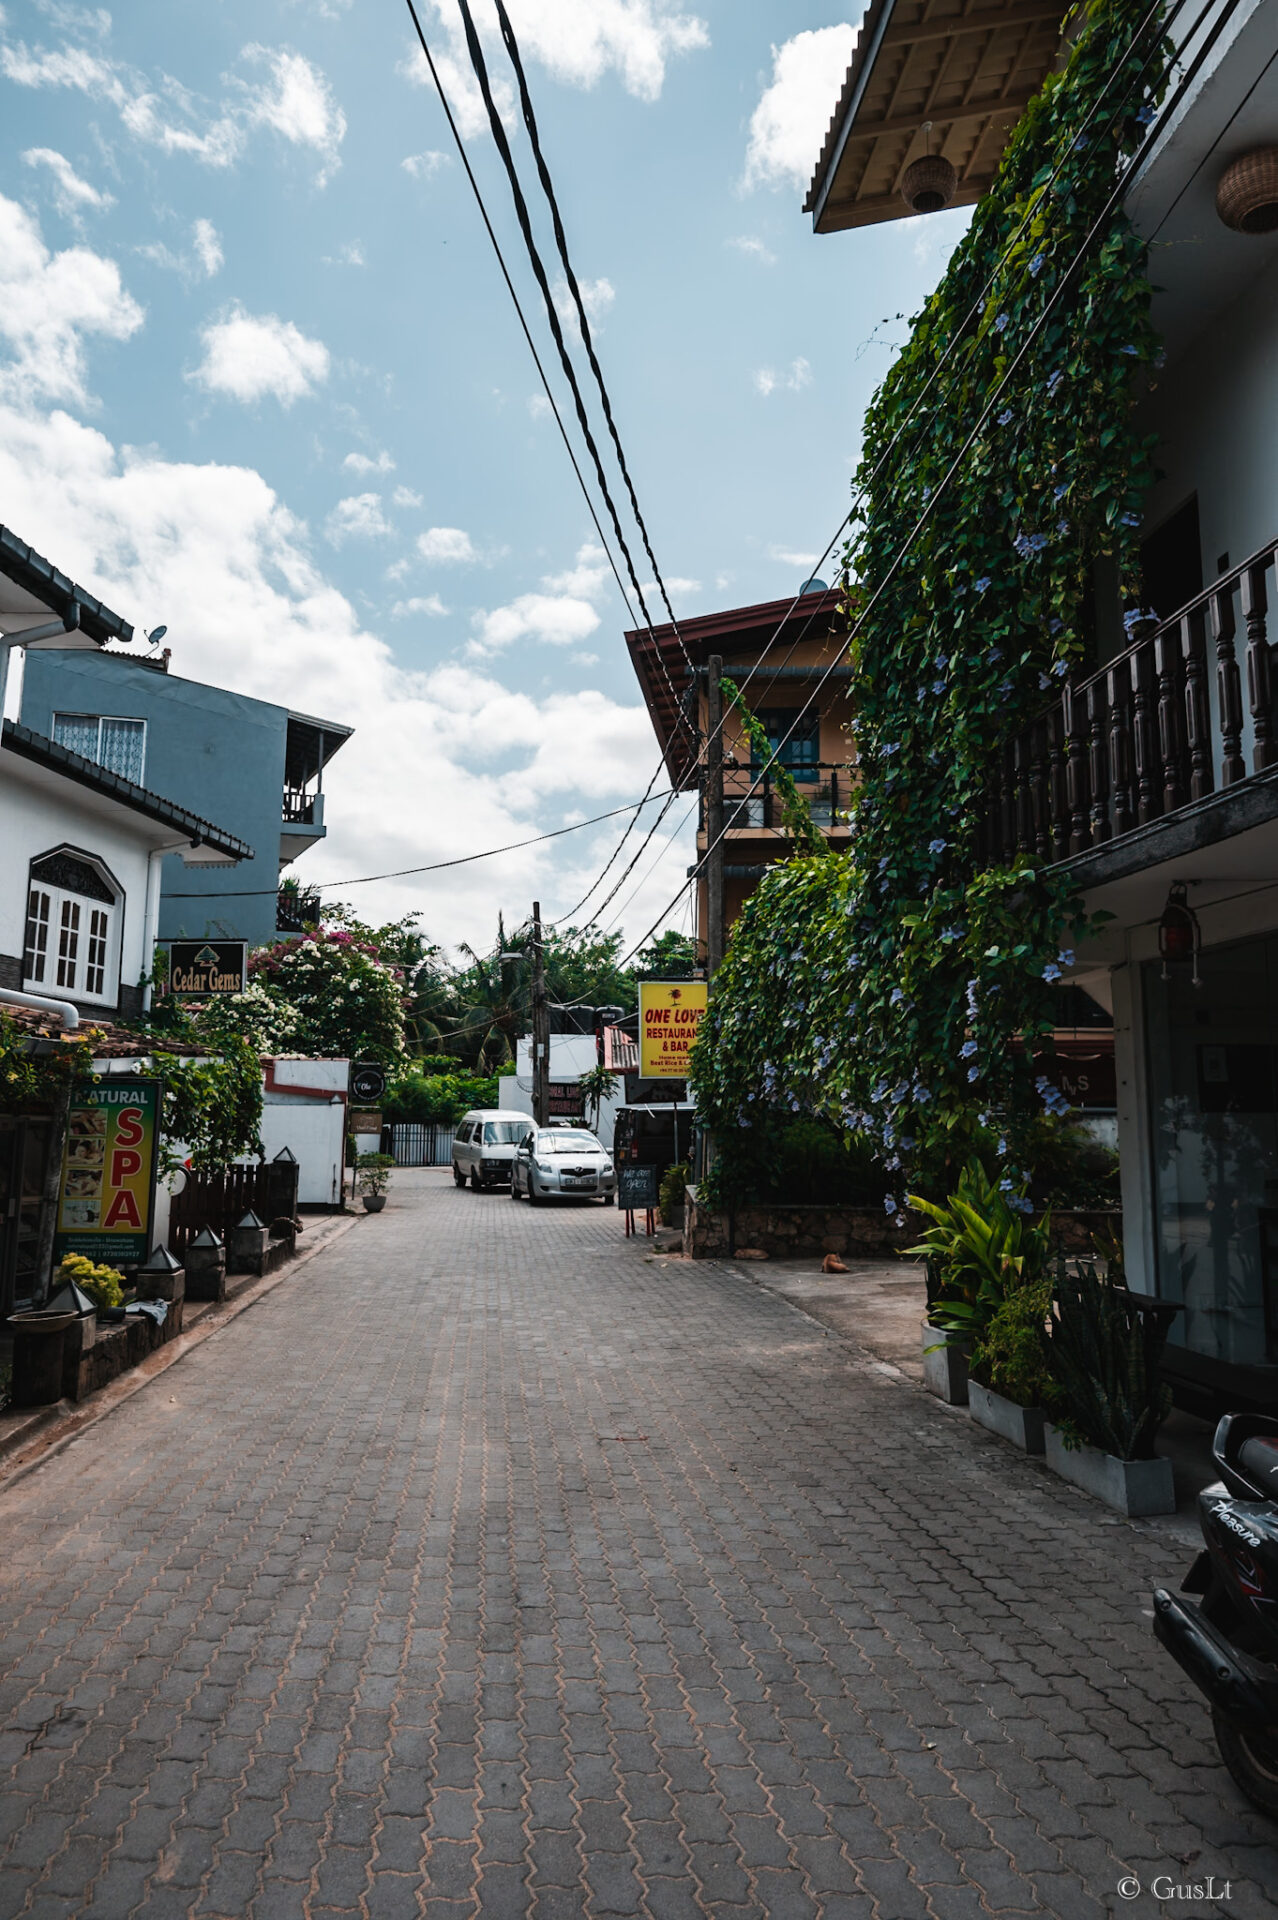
21,649 -> 350,947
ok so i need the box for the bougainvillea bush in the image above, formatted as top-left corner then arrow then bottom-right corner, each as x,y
249,928 -> 408,1064
692,0 -> 1167,1206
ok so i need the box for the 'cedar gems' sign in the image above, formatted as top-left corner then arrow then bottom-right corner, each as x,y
166,940 -> 248,997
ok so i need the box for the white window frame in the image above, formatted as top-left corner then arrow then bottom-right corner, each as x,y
51,712 -> 148,786
23,855 -> 123,1008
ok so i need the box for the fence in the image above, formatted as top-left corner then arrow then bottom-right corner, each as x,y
168,1160 -> 301,1256
383,1123 -> 457,1168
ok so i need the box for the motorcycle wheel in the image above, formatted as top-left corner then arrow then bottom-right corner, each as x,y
1213,1705 -> 1278,1816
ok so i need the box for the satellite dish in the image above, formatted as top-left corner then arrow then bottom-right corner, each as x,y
800,577 -> 829,595
147,625 -> 168,645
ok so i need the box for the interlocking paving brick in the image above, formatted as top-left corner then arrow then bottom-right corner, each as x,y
1,1171 -> 1277,1917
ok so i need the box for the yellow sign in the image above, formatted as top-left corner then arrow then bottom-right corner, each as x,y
639,980 -> 707,1079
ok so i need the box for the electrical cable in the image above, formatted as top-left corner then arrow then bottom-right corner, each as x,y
615,0 -> 1197,970
450,0 -> 656,636
491,0 -> 688,640
162,789 -> 673,897
400,0 -> 639,629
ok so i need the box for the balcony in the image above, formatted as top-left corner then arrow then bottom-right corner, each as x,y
982,536 -> 1278,883
280,787 -> 325,863
698,763 -> 855,839
277,886 -> 321,934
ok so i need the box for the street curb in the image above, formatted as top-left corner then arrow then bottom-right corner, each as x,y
0,1212 -> 364,1496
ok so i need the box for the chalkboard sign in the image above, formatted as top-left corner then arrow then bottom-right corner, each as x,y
618,1163 -> 659,1210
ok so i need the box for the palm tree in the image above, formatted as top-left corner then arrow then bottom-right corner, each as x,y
455,915 -> 530,1070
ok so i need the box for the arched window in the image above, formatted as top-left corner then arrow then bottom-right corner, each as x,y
23,850 -> 121,1007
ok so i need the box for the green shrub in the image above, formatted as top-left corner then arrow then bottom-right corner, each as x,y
1040,1259 -> 1174,1459
56,1252 -> 125,1310
971,1275 -> 1054,1407
356,1152 -> 395,1199
909,1160 -> 1053,1353
659,1162 -> 688,1225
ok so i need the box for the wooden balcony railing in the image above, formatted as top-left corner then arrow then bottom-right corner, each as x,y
700,762 -> 854,835
981,536 -> 1278,865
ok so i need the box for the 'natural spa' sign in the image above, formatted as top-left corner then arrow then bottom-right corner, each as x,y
54,1080 -> 161,1267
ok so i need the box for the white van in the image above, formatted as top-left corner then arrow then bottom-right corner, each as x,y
452,1110 -> 531,1190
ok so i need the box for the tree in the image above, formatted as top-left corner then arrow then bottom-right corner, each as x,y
632,930 -> 698,982
248,925 -> 409,1063
454,916 -> 530,1070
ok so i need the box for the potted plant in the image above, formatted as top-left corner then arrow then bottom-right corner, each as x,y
908,1160 -> 1052,1407
967,1275 -> 1054,1453
1039,1258 -> 1179,1515
356,1152 -> 394,1213
659,1161 -> 688,1229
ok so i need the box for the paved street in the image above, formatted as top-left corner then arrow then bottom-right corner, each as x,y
1,1173 -> 1274,1919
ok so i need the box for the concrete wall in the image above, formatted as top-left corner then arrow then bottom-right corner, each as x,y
22,651 -> 289,946
0,754 -> 157,1010
508,1036 -> 625,1148
1141,244 -> 1278,577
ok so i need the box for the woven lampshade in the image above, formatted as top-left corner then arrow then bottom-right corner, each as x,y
900,154 -> 958,215
1216,148 -> 1278,234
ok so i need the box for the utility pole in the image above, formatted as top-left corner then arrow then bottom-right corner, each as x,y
531,899 -> 550,1126
705,654 -> 725,977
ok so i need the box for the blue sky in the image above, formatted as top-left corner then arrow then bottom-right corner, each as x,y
0,0 -> 968,953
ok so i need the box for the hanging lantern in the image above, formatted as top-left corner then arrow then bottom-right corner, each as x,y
1158,882 -> 1201,983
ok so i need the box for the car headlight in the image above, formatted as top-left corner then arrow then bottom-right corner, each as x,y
535,1162 -> 555,1175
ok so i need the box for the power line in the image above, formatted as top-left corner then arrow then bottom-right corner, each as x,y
451,0 -> 659,637
491,0 -> 687,640
163,790 -> 673,897
400,0 -> 639,628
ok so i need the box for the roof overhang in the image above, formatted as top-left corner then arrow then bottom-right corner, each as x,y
1,721 -> 252,865
806,0 -> 1069,234
624,589 -> 849,789
0,525 -> 133,647
285,709 -> 353,786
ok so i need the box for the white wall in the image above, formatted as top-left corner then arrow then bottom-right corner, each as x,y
1142,244 -> 1278,571
0,754 -> 171,1002
259,1097 -> 346,1204
510,1036 -> 625,1149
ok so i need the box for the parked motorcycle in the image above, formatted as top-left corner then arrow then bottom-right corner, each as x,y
1153,1413 -> 1278,1815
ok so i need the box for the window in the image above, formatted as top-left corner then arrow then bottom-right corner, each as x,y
52,713 -> 147,785
751,707 -> 821,781
23,851 -> 120,1006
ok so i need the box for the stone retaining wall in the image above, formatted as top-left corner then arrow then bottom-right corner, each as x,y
684,1187 -> 1121,1263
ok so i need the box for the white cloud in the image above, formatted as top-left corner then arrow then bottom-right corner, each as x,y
392,593 -> 449,618
344,449 -> 395,476
401,150 -> 450,179
401,0 -> 708,137
744,24 -> 857,192
753,356 -> 811,397
3,32 -> 346,182
553,273 -> 615,329
192,218 -> 223,276
768,544 -> 819,568
323,240 -> 364,267
470,591 -> 601,655
0,193 -> 142,404
192,304 -> 330,407
418,525 -> 477,565
542,543 -> 610,598
527,393 -> 552,420
21,146 -> 114,218
325,492 -> 392,544
727,234 -> 775,265
392,485 -> 422,507
571,651 -> 600,666
138,216 -> 223,282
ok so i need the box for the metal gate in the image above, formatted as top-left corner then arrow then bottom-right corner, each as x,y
384,1123 -> 457,1168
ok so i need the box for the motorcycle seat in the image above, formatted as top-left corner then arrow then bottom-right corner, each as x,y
1237,1436 -> 1278,1499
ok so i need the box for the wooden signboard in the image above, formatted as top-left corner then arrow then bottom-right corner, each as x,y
618,1163 -> 660,1211
167,941 -> 248,998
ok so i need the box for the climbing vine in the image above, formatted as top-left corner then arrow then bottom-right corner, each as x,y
692,0 -> 1168,1203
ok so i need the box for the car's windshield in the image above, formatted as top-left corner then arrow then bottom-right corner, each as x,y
483,1121 -> 526,1145
540,1132 -> 600,1154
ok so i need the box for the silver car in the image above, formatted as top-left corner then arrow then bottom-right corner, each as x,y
511,1126 -> 616,1205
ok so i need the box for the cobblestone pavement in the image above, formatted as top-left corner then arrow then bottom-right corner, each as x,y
1,1173 -> 1275,1920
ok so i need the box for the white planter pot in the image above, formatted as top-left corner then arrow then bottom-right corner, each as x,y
968,1380 -> 1045,1454
921,1322 -> 968,1405
1043,1423 -> 1176,1516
